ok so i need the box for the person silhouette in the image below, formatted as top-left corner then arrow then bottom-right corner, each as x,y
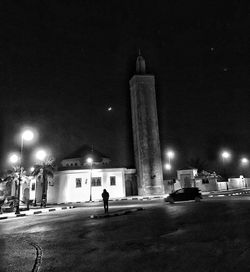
102,189 -> 109,214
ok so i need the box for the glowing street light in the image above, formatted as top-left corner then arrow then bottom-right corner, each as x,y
9,153 -> 20,164
22,130 -> 34,142
167,150 -> 175,164
240,157 -> 249,183
165,163 -> 172,171
36,149 -> 47,161
241,157 -> 249,165
220,150 -> 231,190
86,157 -> 93,202
86,157 -> 93,165
221,151 -> 231,160
167,150 -> 175,160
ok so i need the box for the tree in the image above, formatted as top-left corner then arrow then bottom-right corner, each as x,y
2,168 -> 20,197
32,156 -> 55,208
185,157 -> 208,173
0,168 -> 21,212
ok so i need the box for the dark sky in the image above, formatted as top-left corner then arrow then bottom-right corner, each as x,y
1,0 -> 250,177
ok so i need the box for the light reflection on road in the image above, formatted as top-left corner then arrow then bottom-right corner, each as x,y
164,202 -> 189,217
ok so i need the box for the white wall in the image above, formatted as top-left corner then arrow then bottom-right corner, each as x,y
228,178 -> 245,189
47,168 -> 127,204
177,169 -> 198,188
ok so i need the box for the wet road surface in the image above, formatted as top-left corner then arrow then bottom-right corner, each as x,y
1,198 -> 250,271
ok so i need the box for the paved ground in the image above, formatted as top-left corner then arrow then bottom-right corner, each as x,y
1,188 -> 248,221
2,196 -> 250,271
0,195 -> 166,220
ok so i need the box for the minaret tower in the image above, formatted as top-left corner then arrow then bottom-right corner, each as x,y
129,52 -> 164,195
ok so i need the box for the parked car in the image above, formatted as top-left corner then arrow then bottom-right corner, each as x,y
165,187 -> 202,203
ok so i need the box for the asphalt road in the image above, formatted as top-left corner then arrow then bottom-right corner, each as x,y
1,197 -> 250,272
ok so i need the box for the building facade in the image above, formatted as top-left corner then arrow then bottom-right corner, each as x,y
46,168 -> 135,203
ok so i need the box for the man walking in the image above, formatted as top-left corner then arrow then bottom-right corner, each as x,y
102,189 -> 109,214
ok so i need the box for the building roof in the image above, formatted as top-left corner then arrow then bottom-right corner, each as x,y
62,144 -> 109,162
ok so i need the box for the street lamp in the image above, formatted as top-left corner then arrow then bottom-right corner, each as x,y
165,162 -> 175,192
15,129 -> 34,214
9,153 -> 20,165
240,157 -> 249,186
221,150 -> 231,190
35,149 -> 47,207
36,149 -> 47,161
86,157 -> 93,202
166,150 -> 175,165
165,163 -> 172,171
241,157 -> 249,166
221,151 -> 231,161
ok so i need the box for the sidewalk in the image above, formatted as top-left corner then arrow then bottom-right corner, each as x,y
0,195 -> 165,221
0,205 -> 75,220
207,188 -> 250,197
56,194 -> 167,205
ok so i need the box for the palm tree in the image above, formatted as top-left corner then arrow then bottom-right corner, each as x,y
186,157 -> 208,173
3,168 -> 20,197
0,168 -> 20,212
32,156 -> 55,208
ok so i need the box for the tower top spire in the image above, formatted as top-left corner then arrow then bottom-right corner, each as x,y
136,49 -> 146,74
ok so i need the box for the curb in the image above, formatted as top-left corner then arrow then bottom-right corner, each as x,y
208,190 -> 250,198
58,196 -> 166,205
0,206 -> 75,221
90,207 -> 144,219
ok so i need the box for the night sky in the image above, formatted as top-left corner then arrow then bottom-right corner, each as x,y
1,1 -> 250,177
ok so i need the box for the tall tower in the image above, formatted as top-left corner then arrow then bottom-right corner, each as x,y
129,52 -> 164,195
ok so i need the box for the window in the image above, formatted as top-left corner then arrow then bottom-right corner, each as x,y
31,183 -> 35,191
110,176 -> 116,186
76,178 -> 82,188
91,177 -> 102,186
202,178 -> 209,184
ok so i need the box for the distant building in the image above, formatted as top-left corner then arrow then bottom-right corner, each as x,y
28,145 -> 138,204
176,169 -> 250,192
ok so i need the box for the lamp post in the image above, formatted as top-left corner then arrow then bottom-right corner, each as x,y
15,129 -> 34,214
240,157 -> 249,188
166,150 -> 175,191
221,151 -> 231,190
86,157 -> 93,202
240,157 -> 249,168
35,149 -> 47,208
165,163 -> 174,192
166,150 -> 175,165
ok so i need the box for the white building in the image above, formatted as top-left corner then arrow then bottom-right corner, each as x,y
27,145 -> 137,204
46,168 -> 136,204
